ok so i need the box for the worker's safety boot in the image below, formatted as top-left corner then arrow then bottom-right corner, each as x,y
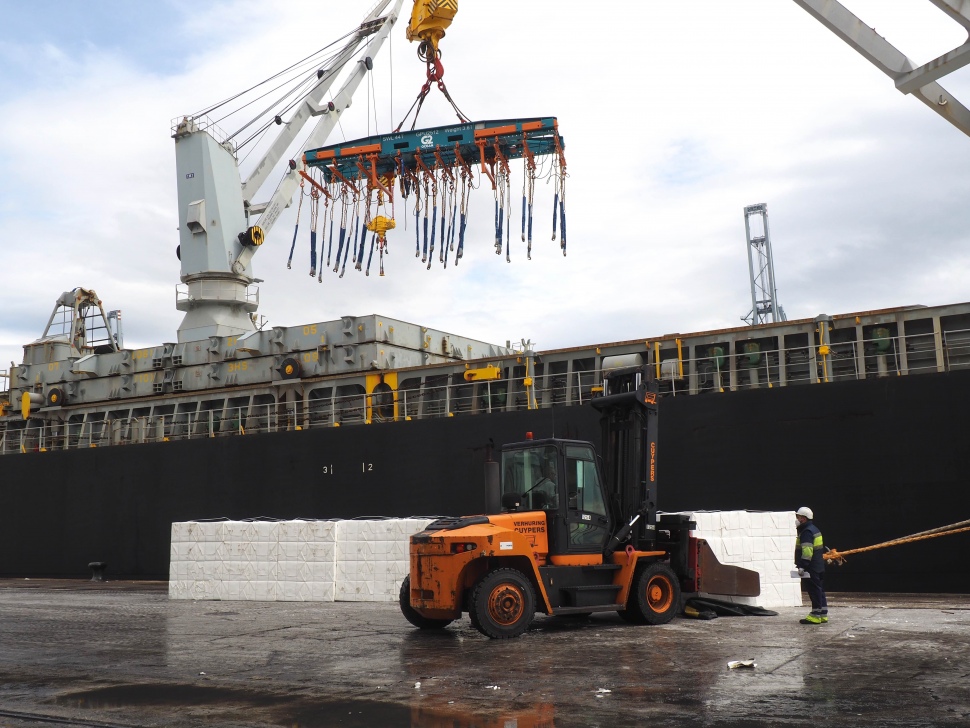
799,611 -> 828,625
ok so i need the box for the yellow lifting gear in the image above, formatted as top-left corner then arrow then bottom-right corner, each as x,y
366,215 -> 396,236
406,0 -> 458,56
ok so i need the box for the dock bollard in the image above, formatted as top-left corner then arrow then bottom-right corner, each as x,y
88,562 -> 107,582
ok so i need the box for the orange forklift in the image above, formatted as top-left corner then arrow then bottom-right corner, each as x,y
400,359 -> 760,638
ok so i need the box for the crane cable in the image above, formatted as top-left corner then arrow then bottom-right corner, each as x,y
394,49 -> 470,132
190,28 -> 358,121
824,518 -> 970,564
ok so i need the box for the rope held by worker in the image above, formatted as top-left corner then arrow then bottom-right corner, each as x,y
825,518 -> 970,564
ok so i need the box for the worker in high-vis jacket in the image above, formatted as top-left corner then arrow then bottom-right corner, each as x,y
795,506 -> 829,624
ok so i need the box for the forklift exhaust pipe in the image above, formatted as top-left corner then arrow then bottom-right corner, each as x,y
484,460 -> 501,514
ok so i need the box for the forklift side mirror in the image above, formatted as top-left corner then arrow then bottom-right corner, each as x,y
502,492 -> 522,512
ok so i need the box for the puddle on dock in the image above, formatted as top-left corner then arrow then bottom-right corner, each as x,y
53,683 -> 557,727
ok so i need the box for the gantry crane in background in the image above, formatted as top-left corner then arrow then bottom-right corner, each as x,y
742,203 -> 786,326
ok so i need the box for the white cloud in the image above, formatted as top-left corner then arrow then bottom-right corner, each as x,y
2,0 -> 970,376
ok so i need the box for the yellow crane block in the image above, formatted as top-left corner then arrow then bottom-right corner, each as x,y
406,0 -> 458,56
366,215 -> 396,236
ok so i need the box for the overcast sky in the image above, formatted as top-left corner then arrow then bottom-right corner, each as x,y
3,0 -> 970,372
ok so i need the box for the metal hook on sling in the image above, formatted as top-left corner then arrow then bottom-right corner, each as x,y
325,187 -> 336,273
308,186 -> 321,278
552,190 -> 559,243
558,167 -> 567,256
522,157 -> 535,261
365,232 -> 376,276
456,172 -> 470,265
421,177 -> 430,263
341,211 -> 358,278
443,183 -> 457,269
334,188 -> 350,274
414,191 -> 421,258
356,189 -> 373,272
504,171 -> 511,264
287,178 -> 305,270
552,187 -> 566,255
426,168 -> 439,271
428,194 -> 437,270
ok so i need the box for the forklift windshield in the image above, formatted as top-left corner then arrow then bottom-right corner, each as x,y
501,445 -> 559,510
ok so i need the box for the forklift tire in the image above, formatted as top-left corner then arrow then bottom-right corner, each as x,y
469,568 -> 535,639
399,576 -> 453,630
621,562 -> 681,626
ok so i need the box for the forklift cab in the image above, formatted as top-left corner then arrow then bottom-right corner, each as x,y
500,438 -> 613,555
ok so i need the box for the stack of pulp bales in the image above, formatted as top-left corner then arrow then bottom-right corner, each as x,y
169,518 -> 430,602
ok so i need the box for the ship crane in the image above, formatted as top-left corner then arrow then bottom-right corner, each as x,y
174,0 -> 566,339
172,0 -> 406,343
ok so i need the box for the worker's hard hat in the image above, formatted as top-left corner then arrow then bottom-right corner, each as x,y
796,507 -> 814,520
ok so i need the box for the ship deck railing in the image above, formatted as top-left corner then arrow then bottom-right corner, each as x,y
3,325 -> 970,455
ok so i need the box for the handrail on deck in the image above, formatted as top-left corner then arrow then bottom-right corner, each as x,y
2,327 -> 970,455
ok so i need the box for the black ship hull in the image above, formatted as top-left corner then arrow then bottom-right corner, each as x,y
4,368 -> 969,593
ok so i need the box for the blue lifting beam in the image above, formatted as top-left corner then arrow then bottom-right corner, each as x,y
303,117 -> 564,192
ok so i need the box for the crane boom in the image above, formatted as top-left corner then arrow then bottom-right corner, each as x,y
240,6 -> 396,206
234,0 -> 404,274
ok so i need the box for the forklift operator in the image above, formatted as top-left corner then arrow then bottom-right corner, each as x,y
532,457 -> 559,510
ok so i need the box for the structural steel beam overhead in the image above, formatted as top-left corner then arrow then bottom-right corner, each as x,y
793,0 -> 970,138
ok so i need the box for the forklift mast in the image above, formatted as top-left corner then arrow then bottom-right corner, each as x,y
591,361 -> 659,552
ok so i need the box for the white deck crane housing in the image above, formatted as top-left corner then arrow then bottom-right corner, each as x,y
171,0 -> 404,343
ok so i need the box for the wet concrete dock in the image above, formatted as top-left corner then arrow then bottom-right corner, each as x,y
0,581 -> 968,727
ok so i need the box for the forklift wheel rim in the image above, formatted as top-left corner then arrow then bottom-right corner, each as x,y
487,583 -> 525,625
646,574 -> 674,612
